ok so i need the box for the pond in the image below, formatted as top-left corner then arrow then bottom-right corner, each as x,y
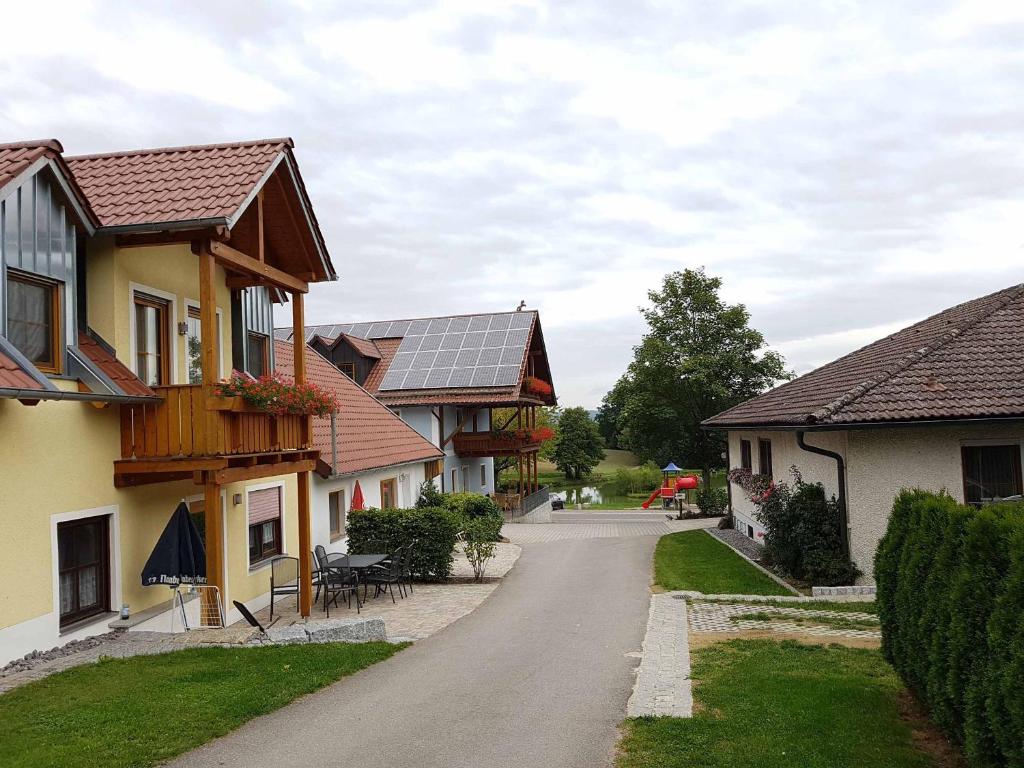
550,482 -> 641,509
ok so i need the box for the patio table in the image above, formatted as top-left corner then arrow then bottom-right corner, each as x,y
325,553 -> 388,570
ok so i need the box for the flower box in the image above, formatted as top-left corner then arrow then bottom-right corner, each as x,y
213,372 -> 339,417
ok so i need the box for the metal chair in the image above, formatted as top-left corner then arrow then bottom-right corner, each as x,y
311,550 -> 324,604
269,556 -> 299,620
322,556 -> 361,616
364,546 -> 406,603
400,542 -> 416,595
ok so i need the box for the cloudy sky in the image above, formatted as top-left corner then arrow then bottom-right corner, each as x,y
3,1 -> 1023,407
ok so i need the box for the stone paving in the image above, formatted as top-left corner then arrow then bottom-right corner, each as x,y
686,598 -> 881,640
627,593 -> 692,718
0,543 -> 521,694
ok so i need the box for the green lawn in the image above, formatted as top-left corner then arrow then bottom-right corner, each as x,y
0,642 -> 402,768
617,640 -> 940,768
654,530 -> 792,595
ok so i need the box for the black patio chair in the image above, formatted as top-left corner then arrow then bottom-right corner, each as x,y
400,542 -> 415,595
319,552 -> 361,616
269,556 -> 300,620
364,545 -> 406,603
233,600 -> 279,633
311,550 -> 325,604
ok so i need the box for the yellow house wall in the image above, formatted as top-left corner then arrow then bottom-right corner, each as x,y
1,240 -> 303,657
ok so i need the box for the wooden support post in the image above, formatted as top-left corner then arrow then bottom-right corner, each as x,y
199,245 -> 220,448
297,470 -> 313,617
203,476 -> 224,625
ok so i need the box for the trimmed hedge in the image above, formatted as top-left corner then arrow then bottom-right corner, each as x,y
346,506 -> 462,580
875,490 -> 1024,767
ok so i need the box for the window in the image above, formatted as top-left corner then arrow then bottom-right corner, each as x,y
962,445 -> 1023,506
424,459 -> 443,480
337,362 -> 356,380
247,331 -> 269,378
329,489 -> 347,541
380,478 -> 398,509
58,516 -> 110,627
451,468 -> 458,492
188,498 -> 206,545
186,306 -> 202,384
134,292 -> 170,386
7,271 -> 60,373
247,487 -> 282,565
758,439 -> 773,478
481,464 -> 487,488
740,439 -> 752,471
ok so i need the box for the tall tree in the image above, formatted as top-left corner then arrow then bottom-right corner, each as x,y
596,377 -> 629,449
611,268 -> 789,486
551,407 -> 605,480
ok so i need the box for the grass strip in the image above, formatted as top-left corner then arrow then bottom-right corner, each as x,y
654,530 -> 792,595
0,641 -> 403,768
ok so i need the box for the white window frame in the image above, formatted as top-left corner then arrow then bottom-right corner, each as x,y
245,481 -> 287,571
128,281 -> 178,385
329,488 -> 347,542
184,299 -> 225,380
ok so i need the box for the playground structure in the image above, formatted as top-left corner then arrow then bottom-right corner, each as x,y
641,462 -> 701,509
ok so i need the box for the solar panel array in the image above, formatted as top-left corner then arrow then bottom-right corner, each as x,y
296,312 -> 535,391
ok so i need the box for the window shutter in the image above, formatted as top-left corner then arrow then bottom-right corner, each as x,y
248,487 -> 281,526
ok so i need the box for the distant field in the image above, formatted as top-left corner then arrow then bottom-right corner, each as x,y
537,448 -> 640,476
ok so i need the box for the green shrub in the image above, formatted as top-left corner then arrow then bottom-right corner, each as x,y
462,517 -> 498,582
754,469 -> 859,586
415,480 -> 445,509
696,486 -> 728,517
346,506 -> 462,580
875,491 -> 1024,768
440,491 -> 503,541
603,462 -> 662,496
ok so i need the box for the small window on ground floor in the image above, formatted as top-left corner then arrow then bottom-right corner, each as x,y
962,444 -> 1023,506
57,516 -> 110,627
450,468 -> 458,493
740,439 -> 752,471
380,478 -> 398,509
248,486 -> 282,565
329,489 -> 347,541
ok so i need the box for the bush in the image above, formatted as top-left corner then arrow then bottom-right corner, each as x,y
441,492 -> 503,541
416,480 -> 445,509
875,491 -> 1024,767
696,486 -> 728,517
462,517 -> 498,582
752,468 -> 859,586
603,462 -> 662,496
346,506 -> 462,581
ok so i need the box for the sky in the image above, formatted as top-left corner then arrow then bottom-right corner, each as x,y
3,0 -> 1024,408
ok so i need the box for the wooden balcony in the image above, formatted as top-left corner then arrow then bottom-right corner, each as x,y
115,384 -> 316,487
452,430 -> 541,458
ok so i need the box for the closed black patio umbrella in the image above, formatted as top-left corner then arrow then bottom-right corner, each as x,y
142,501 -> 207,586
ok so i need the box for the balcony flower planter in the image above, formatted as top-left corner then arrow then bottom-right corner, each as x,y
213,372 -> 339,417
522,377 -> 553,397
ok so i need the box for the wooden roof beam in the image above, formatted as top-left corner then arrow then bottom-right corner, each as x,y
198,239 -> 308,294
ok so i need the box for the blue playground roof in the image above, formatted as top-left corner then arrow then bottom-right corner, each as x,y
661,462 -> 682,472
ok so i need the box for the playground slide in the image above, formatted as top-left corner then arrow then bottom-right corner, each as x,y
641,489 -> 662,509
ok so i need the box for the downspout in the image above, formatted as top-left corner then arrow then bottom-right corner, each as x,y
330,411 -> 338,477
796,430 -> 850,557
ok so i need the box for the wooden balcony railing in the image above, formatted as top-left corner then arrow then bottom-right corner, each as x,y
451,430 -> 541,457
119,384 -> 310,460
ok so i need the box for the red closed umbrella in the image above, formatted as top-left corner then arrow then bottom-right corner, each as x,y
351,480 -> 365,511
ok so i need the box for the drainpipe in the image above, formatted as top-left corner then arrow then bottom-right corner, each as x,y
330,411 -> 338,477
796,430 -> 850,557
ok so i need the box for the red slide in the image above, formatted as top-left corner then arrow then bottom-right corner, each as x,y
641,489 -> 662,509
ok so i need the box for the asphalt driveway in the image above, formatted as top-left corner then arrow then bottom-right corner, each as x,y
169,519 -> 706,768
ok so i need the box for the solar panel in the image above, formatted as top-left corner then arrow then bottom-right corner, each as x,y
349,322 -> 372,338
374,312 -> 535,392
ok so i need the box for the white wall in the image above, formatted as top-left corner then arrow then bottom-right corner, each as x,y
398,405 -> 495,494
727,429 -> 847,545
311,461 -> 428,553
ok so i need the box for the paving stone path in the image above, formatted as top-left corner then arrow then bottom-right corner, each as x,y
687,599 -> 881,640
627,593 -> 692,717
504,517 -> 716,544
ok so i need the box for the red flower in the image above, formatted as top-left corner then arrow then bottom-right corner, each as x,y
523,376 -> 553,396
214,372 -> 338,417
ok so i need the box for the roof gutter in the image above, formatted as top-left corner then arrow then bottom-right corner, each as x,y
96,217 -> 229,236
704,415 -> 1024,432
796,430 -> 850,557
0,387 -> 158,405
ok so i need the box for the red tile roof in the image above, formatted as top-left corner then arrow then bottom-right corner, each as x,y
65,138 -> 291,228
705,284 -> 1024,428
76,332 -> 156,398
0,140 -> 99,229
274,340 -> 442,477
334,333 -> 381,360
0,348 -> 46,390
362,338 -> 401,393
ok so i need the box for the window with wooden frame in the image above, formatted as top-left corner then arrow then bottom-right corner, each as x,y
337,362 -> 356,380
481,464 -> 487,488
246,331 -> 269,379
6,270 -> 61,373
57,516 -> 110,627
134,292 -> 170,386
329,489 -> 347,541
740,439 -> 752,471
962,444 -> 1023,506
380,478 -> 398,509
247,487 -> 282,565
758,438 -> 773,478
